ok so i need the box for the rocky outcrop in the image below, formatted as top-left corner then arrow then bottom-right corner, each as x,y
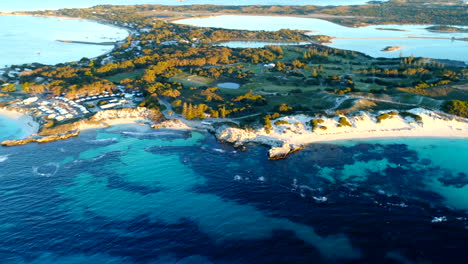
1,138 -> 35,146
2,130 -> 79,146
216,126 -> 303,159
216,126 -> 257,145
3,107 -> 163,146
214,108 -> 468,160
152,119 -> 190,130
269,143 -> 304,160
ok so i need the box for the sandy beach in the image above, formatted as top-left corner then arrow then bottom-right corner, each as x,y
216,108 -> 468,158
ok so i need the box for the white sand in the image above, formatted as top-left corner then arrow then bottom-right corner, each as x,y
217,109 -> 468,158
76,118 -> 149,131
76,108 -> 156,131
0,107 -> 39,137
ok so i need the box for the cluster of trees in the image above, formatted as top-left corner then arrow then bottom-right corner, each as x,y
443,100 -> 468,118
323,75 -> 357,95
181,102 -> 210,119
376,111 -> 398,123
338,117 -> 352,127
191,66 -> 254,82
1,84 -> 16,93
20,2 -> 467,123
233,91 -> 267,105
263,112 -> 281,134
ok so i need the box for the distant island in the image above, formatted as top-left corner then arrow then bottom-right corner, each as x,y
381,46 -> 404,52
375,28 -> 408,32
426,25 -> 468,33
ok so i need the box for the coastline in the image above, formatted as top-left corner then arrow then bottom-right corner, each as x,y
215,108 -> 468,160
171,13 -> 468,29
0,12 -> 133,35
0,13 -> 131,69
0,107 -> 39,138
2,105 -> 468,160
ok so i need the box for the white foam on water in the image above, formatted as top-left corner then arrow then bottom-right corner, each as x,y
313,196 -> 328,203
431,216 -> 447,223
0,155 -> 10,163
212,148 -> 225,153
32,162 -> 60,177
86,138 -> 118,144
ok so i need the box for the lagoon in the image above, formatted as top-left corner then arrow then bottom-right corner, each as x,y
0,15 -> 128,67
217,82 -> 240,89
175,15 -> 468,62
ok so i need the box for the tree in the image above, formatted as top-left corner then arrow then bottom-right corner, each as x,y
311,68 -> 318,78
443,100 -> 468,118
220,105 -> 227,118
264,116 -> 272,134
1,84 -> 16,92
182,102 -> 188,118
278,104 -> 292,112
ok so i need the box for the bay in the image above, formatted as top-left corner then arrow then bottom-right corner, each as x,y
0,15 -> 128,67
175,15 -> 468,62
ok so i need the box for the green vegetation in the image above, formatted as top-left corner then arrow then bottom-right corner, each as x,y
1,84 -> 16,92
399,111 -> 423,123
426,26 -> 468,33
338,117 -> 352,127
274,120 -> 290,126
442,100 -> 468,118
39,2 -> 468,26
105,69 -> 144,83
3,1 -> 465,134
376,111 -> 398,123
309,119 -> 324,130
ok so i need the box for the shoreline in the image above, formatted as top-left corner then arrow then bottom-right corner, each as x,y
2,106 -> 467,159
215,108 -> 468,160
172,13 -> 468,29
0,13 -> 131,69
0,107 -> 40,138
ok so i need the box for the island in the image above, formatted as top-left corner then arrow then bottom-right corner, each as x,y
426,25 -> 468,33
0,2 -> 467,159
381,46 -> 404,52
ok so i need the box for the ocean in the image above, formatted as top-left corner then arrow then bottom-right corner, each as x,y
0,124 -> 467,263
0,113 -> 32,141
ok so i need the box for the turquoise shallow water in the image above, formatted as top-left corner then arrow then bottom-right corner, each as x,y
0,114 -> 29,141
0,124 -> 467,263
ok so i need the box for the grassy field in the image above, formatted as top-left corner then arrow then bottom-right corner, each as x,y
169,72 -> 214,87
105,69 -> 145,83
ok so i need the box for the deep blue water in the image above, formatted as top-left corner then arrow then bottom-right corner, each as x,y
1,125 -> 468,263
